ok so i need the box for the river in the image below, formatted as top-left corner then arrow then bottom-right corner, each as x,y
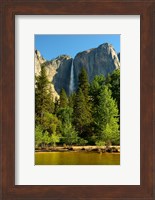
35,152 -> 120,165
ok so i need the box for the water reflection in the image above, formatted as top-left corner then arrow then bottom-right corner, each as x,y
35,152 -> 120,165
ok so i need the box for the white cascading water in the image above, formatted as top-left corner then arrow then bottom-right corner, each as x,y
69,59 -> 75,94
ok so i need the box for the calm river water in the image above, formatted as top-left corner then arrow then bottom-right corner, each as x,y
35,152 -> 120,165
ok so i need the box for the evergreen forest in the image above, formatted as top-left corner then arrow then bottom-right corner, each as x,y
35,66 -> 120,148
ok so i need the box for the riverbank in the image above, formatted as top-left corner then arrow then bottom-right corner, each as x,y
35,145 -> 120,153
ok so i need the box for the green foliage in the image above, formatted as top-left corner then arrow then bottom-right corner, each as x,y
54,97 -> 60,114
35,125 -> 43,147
95,141 -> 105,147
73,88 -> 92,138
104,120 -> 120,145
89,73 -> 120,145
94,85 -> 119,145
78,138 -> 88,146
57,107 -> 73,124
35,66 -> 120,148
61,123 -> 78,146
59,88 -> 68,108
42,112 -> 60,135
78,67 -> 89,99
50,133 -> 60,147
42,131 -> 60,147
68,92 -> 76,109
73,67 -> 93,139
89,75 -> 105,113
58,107 -> 78,145
106,69 -> 120,112
35,66 -> 54,125
42,131 -> 51,146
90,75 -> 105,97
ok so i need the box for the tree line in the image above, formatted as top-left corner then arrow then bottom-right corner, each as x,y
35,65 -> 120,148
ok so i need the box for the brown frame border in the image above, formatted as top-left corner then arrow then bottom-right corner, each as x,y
0,0 -> 155,199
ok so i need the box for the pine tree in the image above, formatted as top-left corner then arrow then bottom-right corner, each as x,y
54,97 -> 60,114
106,69 -> 120,113
89,74 -> 105,106
35,66 -> 54,125
89,75 -> 105,139
68,92 -> 76,109
57,107 -> 78,146
78,67 -> 89,101
73,68 -> 93,139
94,85 -> 120,145
59,88 -> 68,108
73,88 -> 92,139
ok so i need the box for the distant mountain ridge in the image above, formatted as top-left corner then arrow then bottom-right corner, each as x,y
35,43 -> 120,98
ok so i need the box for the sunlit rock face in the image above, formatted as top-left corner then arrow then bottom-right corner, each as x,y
35,50 -> 46,76
35,50 -> 59,100
73,43 -> 120,91
35,43 -> 120,96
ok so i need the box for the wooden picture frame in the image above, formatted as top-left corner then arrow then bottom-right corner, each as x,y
0,0 -> 155,199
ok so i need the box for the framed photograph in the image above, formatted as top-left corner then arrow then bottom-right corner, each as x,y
16,16 -> 139,186
0,0 -> 155,199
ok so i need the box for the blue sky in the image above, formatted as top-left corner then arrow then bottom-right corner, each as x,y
35,35 -> 120,60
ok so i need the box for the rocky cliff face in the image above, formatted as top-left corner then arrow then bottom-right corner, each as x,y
35,50 -> 46,76
73,43 -> 120,90
52,55 -> 73,95
35,43 -> 120,96
35,50 -> 59,100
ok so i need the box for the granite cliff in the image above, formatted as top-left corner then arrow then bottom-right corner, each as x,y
35,50 -> 59,100
35,43 -> 120,97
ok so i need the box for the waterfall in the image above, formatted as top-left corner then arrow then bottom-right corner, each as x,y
69,59 -> 75,94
